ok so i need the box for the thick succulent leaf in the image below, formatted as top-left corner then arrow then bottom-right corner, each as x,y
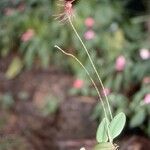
109,112 -> 126,139
96,118 -> 109,143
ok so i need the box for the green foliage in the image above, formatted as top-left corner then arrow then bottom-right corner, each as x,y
5,57 -> 23,79
93,84 -> 150,136
130,108 -> 145,128
41,95 -> 59,116
109,113 -> 126,139
0,0 -> 150,136
0,93 -> 14,109
96,118 -> 109,143
0,0 -> 148,69
96,113 -> 126,144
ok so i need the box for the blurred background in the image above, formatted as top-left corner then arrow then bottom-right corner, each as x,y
0,0 -> 150,150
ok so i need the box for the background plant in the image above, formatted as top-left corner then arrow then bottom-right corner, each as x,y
0,0 -> 150,137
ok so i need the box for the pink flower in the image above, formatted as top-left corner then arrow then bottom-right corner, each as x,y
21,29 -> 35,42
64,1 -> 74,18
18,3 -> 25,12
139,48 -> 150,60
115,55 -> 126,71
85,17 -> 95,28
4,8 -> 15,16
101,88 -> 110,96
84,30 -> 95,40
144,94 -> 150,104
143,77 -> 150,84
73,79 -> 84,89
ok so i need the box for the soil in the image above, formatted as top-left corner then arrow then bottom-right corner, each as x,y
0,57 -> 150,150
0,63 -> 97,150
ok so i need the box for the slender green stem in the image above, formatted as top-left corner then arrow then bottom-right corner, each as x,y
68,16 -> 113,120
54,45 -> 113,143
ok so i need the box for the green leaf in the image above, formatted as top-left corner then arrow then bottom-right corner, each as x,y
41,96 -> 59,116
109,112 -> 126,139
94,143 -> 115,150
114,73 -> 123,92
1,93 -> 14,109
96,118 -> 109,143
5,57 -> 23,79
130,109 -> 145,128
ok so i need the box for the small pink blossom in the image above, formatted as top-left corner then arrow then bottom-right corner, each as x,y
115,55 -> 126,71
4,8 -> 15,16
21,29 -> 35,42
84,30 -> 95,40
64,1 -> 74,18
18,3 -> 25,12
73,79 -> 84,89
144,94 -> 150,104
85,17 -> 95,28
139,48 -> 150,60
143,77 -> 150,84
101,88 -> 110,96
